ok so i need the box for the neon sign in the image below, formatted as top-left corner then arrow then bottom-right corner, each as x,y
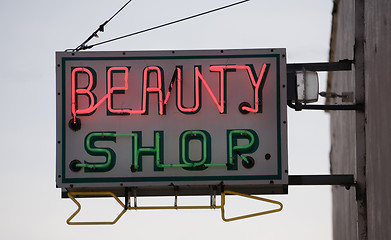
57,49 -> 288,196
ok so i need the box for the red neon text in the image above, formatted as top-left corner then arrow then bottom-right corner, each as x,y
71,64 -> 270,117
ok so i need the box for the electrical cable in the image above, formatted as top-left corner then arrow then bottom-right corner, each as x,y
66,0 -> 134,52
69,0 -> 249,51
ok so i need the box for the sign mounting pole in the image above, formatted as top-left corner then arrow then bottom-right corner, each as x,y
354,0 -> 368,239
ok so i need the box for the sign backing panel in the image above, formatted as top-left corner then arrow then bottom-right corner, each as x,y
56,49 -> 288,196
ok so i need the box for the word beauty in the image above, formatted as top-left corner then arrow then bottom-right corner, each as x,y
71,64 -> 270,120
56,49 -> 288,196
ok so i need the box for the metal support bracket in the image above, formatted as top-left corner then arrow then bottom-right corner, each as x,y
287,59 -> 353,72
288,174 -> 355,189
66,192 -> 127,225
64,175 -> 354,225
65,190 -> 284,225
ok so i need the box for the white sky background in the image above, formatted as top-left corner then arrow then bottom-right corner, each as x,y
0,0 -> 334,239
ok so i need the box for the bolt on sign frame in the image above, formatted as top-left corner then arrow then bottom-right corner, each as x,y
56,49 -> 288,197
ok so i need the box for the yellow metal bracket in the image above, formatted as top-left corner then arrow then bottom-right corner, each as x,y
66,192 -> 127,225
220,190 -> 283,222
66,191 -> 283,225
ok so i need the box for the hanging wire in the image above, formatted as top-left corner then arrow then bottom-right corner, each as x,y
67,0 -> 250,52
66,0 -> 134,52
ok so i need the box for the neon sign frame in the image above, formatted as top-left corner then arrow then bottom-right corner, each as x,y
56,49 -> 288,197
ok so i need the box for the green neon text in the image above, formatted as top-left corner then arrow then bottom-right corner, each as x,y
79,129 -> 259,172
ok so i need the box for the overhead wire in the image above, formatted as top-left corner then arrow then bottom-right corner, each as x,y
66,0 -> 134,52
66,0 -> 250,52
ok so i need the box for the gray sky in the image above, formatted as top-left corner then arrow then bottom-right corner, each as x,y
0,0 -> 333,239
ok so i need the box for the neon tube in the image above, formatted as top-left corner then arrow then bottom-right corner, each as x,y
132,131 -> 162,171
71,68 -> 109,120
163,67 -> 200,113
76,132 -> 162,171
107,67 -> 130,114
105,66 -> 166,115
181,130 -> 208,167
142,66 -> 164,115
209,64 -> 269,113
157,130 -> 218,168
162,68 -> 177,106
157,130 -> 208,168
228,130 -> 255,166
76,131 -> 237,170
178,67 -> 200,113
76,132 -> 120,170
241,64 -> 269,113
195,67 -> 225,113
71,68 -> 95,121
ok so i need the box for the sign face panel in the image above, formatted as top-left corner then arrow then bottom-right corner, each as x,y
56,49 -> 288,196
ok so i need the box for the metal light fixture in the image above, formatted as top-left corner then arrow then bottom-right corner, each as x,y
296,70 -> 319,103
286,60 -> 362,111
